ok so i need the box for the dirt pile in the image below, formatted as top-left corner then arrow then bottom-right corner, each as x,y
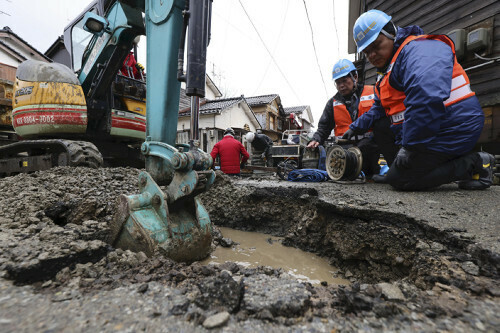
0,167 -> 498,332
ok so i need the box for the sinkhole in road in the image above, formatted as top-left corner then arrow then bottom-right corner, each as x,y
202,227 -> 350,286
201,185 -> 498,287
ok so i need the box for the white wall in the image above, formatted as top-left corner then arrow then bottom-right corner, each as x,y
0,36 -> 47,64
0,52 -> 20,67
176,102 -> 259,153
205,86 -> 217,100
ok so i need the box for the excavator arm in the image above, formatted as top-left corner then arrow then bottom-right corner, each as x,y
81,0 -> 216,262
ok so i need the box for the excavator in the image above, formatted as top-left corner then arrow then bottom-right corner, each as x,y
5,0 -> 216,262
1,3 -> 149,176
0,0 -> 150,175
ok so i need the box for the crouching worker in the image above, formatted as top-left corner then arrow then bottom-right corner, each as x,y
347,9 -> 494,190
210,128 -> 249,176
245,132 -> 273,167
307,59 -> 381,178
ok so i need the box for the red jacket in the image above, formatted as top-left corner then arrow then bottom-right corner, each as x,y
210,135 -> 249,174
120,52 -> 141,79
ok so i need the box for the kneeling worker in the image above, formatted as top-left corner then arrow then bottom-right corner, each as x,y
307,59 -> 382,178
245,132 -> 273,166
345,9 -> 494,190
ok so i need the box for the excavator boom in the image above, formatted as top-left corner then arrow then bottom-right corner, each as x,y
108,0 -> 215,262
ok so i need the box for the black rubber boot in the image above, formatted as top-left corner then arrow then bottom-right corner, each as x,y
371,174 -> 388,183
458,152 -> 495,190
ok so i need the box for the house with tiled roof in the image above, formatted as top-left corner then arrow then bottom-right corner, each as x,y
45,36 -> 71,68
177,94 -> 261,153
245,94 -> 286,142
0,26 -> 50,81
283,105 -> 314,131
0,26 -> 50,133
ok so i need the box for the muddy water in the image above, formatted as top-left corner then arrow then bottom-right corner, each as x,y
204,227 -> 350,286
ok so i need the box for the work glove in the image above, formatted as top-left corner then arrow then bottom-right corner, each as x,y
260,152 -> 266,159
342,128 -> 357,140
240,162 -> 246,169
307,140 -> 320,149
394,147 -> 413,169
136,63 -> 145,71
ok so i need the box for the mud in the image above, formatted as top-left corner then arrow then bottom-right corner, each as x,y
202,227 -> 350,286
0,167 -> 499,332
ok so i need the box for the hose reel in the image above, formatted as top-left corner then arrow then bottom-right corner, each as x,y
325,145 -> 363,181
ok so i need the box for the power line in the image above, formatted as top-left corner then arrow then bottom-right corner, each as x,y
332,0 -> 340,56
253,0 -> 290,94
1,0 -> 12,15
302,0 -> 328,98
238,0 -> 302,103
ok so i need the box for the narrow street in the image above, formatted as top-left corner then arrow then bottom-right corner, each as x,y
0,167 -> 498,332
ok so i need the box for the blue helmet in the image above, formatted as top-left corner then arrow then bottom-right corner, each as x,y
332,59 -> 357,80
353,9 -> 392,52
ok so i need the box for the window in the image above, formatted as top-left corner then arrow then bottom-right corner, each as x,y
176,131 -> 189,144
70,9 -> 97,72
269,115 -> 275,130
277,119 -> 283,131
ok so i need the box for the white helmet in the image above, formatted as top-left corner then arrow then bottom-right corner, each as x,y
224,127 -> 235,136
245,132 -> 255,143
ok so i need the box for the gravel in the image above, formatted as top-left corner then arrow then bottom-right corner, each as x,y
0,167 -> 498,332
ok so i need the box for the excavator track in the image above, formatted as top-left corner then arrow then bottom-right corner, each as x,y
0,139 -> 103,177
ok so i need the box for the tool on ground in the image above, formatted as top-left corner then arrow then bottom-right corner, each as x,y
325,141 -> 364,182
287,169 -> 329,182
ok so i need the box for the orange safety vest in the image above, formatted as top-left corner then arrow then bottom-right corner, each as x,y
376,34 -> 475,125
333,85 -> 375,137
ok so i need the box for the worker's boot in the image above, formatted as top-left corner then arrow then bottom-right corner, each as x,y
458,152 -> 495,190
371,174 -> 388,183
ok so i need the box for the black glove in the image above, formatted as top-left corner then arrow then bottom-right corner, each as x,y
342,128 -> 356,140
240,162 -> 246,169
394,147 -> 413,169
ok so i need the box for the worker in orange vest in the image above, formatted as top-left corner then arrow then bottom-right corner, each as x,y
307,59 -> 389,179
344,9 -> 494,190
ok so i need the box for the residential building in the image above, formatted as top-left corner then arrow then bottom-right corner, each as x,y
245,94 -> 286,142
45,36 -> 71,68
177,93 -> 261,153
283,105 -> 314,132
0,26 -> 50,81
0,26 -> 50,134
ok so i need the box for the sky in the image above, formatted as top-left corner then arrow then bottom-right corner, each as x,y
0,0 -> 355,126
